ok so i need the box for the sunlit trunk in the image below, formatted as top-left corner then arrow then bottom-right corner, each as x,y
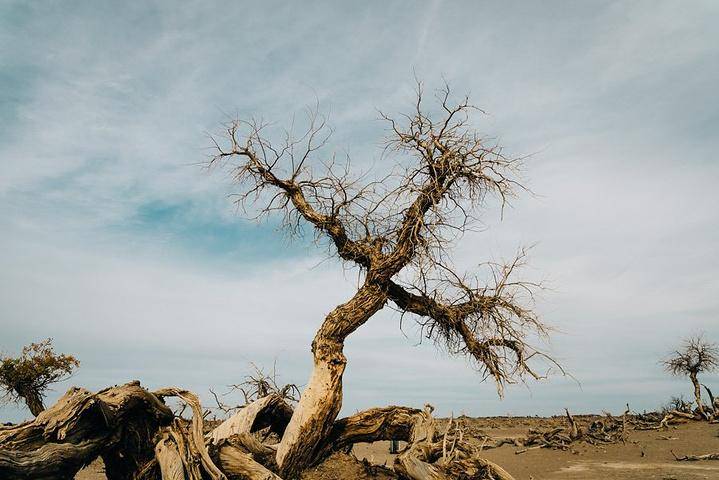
689,371 -> 707,418
276,283 -> 386,478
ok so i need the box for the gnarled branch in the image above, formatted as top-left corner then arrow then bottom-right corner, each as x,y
386,250 -> 556,394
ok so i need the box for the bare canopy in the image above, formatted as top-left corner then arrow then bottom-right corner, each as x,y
663,334 -> 719,419
209,83 -> 560,477
0,84 -> 560,480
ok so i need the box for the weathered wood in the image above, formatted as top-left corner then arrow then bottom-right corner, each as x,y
308,404 -> 420,465
0,381 -> 173,480
154,388 -> 227,480
207,394 -> 293,445
218,444 -> 284,480
155,432 -> 186,480
393,405 -> 516,480
275,284 -> 387,478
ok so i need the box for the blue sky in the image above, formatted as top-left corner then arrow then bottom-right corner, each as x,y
1,0 -> 718,422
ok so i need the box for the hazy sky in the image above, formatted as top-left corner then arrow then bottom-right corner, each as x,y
1,1 -> 718,423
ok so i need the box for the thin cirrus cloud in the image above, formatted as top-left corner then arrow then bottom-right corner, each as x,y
1,1 -> 718,422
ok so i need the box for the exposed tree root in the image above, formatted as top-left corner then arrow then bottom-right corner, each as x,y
8,380 -> 719,480
632,408 -> 708,431
217,443 -> 283,480
314,406 -> 423,463
657,410 -> 701,429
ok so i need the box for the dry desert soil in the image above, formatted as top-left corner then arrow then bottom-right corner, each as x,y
75,416 -> 719,480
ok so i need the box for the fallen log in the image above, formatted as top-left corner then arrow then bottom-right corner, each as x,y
1,382 -> 524,480
0,381 -> 173,480
393,405 -> 516,480
672,450 -> 719,461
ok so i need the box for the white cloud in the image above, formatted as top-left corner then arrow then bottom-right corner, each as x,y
1,0 -> 718,422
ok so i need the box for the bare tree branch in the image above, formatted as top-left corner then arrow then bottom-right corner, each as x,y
209,84 -> 559,474
209,113 -> 375,268
386,249 -> 558,394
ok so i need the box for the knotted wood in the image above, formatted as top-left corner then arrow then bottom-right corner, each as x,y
0,381 -> 173,480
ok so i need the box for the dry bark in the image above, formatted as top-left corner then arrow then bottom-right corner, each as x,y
155,431 -> 187,480
218,444 -> 283,480
326,406 -> 422,452
0,381 -> 173,480
153,390 -> 288,480
22,390 -> 45,418
658,410 -> 700,429
208,393 -> 293,446
0,379 -> 524,480
392,405 -> 516,480
153,388 -> 227,480
689,372 -> 708,419
510,410 -> 630,454
276,284 -> 387,477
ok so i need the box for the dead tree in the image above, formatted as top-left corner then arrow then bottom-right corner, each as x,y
663,334 -> 719,419
0,339 -> 79,417
207,83 -> 558,478
0,84 -> 559,480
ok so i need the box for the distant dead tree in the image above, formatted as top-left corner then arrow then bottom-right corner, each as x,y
663,334 -> 719,419
0,339 -> 79,417
0,83 -> 559,480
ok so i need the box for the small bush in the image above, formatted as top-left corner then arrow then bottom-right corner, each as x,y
0,339 -> 79,416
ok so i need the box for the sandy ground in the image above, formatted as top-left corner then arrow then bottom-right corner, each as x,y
76,417 -> 719,479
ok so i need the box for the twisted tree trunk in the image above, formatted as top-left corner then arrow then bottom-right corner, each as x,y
275,283 -> 387,478
20,390 -> 45,417
689,371 -> 707,419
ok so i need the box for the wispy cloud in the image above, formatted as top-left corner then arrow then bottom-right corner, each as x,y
1,0 -> 717,422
